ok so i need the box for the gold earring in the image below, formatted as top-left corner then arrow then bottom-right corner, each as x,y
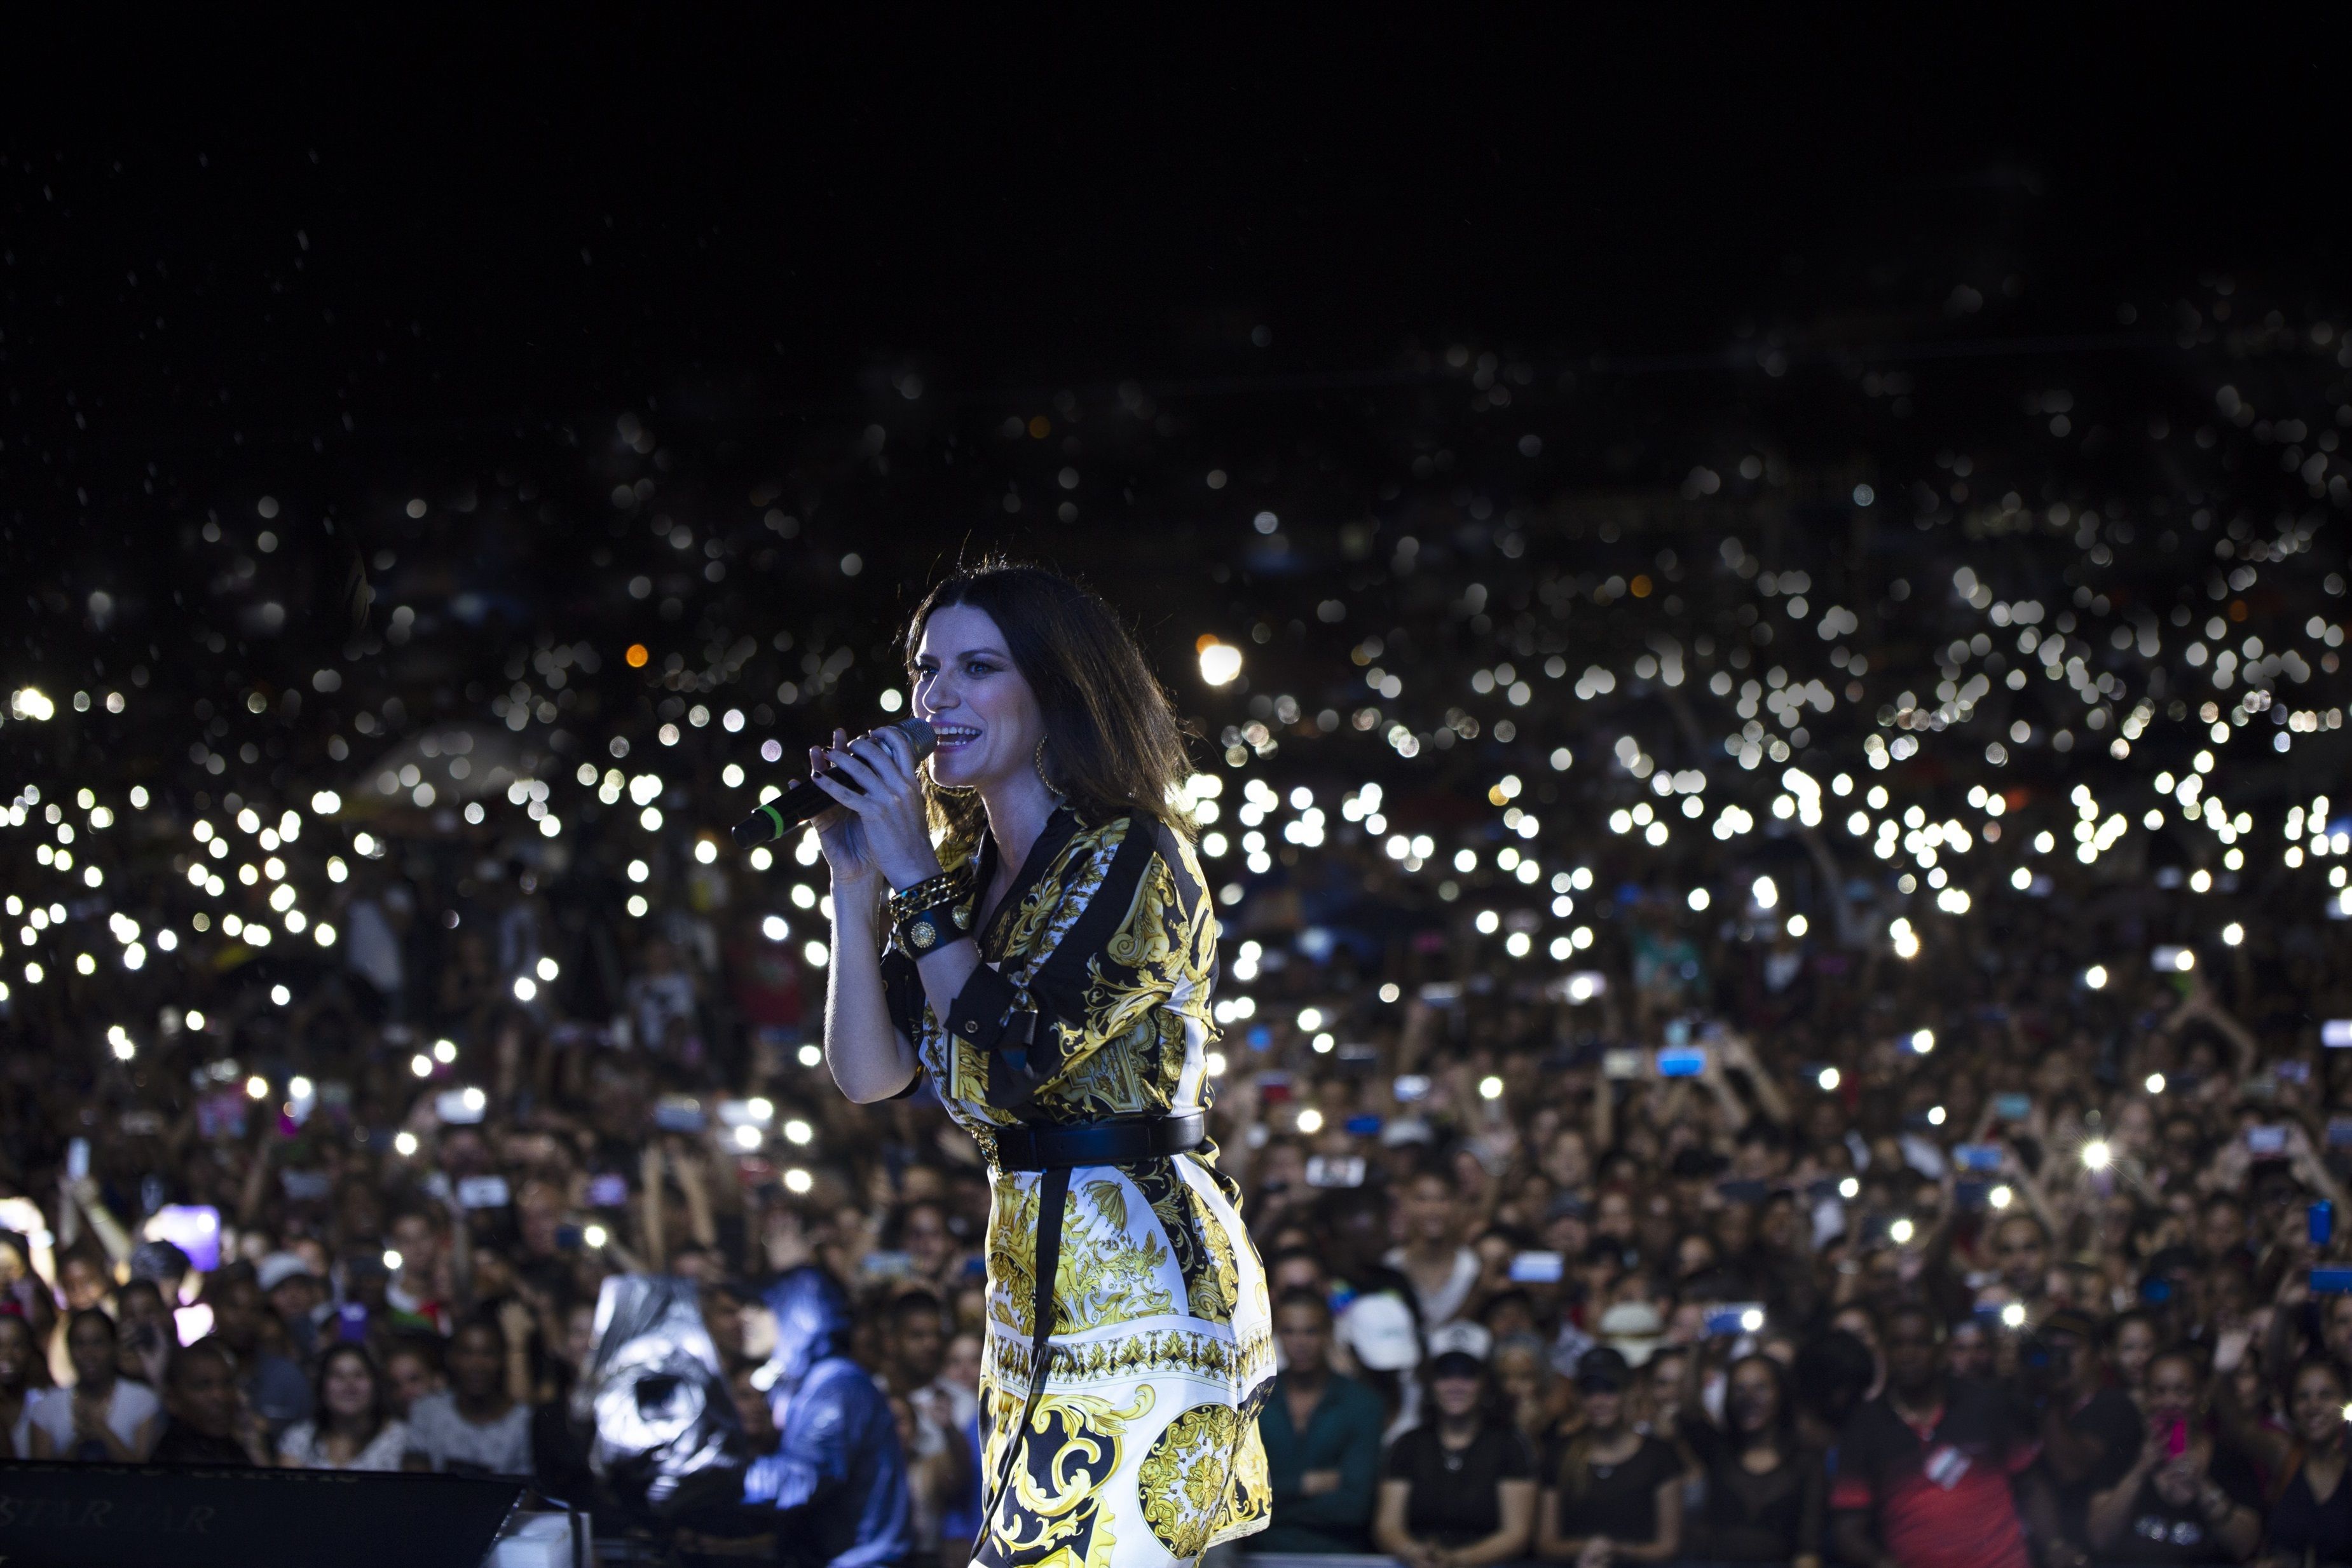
1034,738 -> 1063,798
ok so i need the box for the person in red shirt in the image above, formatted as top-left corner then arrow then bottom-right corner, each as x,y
1831,1304 -> 2072,1568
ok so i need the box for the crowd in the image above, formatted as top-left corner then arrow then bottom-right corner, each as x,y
1,268 -> 2351,1568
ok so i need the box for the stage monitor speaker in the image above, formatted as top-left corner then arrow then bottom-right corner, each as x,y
0,1459 -> 524,1568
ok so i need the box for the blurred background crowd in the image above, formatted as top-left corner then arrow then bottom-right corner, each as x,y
8,27 -> 2352,1567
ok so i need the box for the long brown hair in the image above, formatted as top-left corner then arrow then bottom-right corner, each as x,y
905,562 -> 1194,845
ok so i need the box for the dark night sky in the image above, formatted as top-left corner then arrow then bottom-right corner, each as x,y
9,17 -> 2346,446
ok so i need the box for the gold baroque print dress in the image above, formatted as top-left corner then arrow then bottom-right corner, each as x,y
879,806 -> 1272,1568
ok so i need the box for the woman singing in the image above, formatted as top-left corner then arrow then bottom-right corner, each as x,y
812,562 -> 1271,1568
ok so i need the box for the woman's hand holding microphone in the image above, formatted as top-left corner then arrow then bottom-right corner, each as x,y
805,726 -> 942,905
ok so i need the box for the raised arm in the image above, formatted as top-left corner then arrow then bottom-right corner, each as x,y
806,728 -> 927,1103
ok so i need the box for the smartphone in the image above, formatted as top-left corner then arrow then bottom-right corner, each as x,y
587,1173 -> 629,1208
653,1094 -> 708,1133
1716,1179 -> 1770,1205
65,1138 -> 90,1181
144,1204 -> 222,1272
716,1098 -> 772,1128
1704,1304 -> 1767,1336
1992,1093 -> 2033,1123
435,1088 -> 487,1126
1305,1156 -> 1367,1189
2325,1021 -> 2352,1049
1391,1074 -> 1430,1104
336,1302 -> 369,1344
2314,1267 -> 2352,1296
1656,1046 -> 1708,1079
1257,1072 -> 1294,1106
1418,982 -> 1462,1006
1603,1049 -> 1645,1081
1664,1019 -> 1693,1051
173,1304 -> 215,1344
1344,1114 -> 1384,1137
861,1251 -> 914,1281
2278,1060 -> 2314,1085
2314,1202 -> 2337,1248
2248,1125 -> 2288,1156
458,1175 -> 511,1210
2151,945 -> 2194,973
2162,1415 -> 2189,1460
555,1224 -> 584,1253
1953,1144 -> 2004,1174
1508,1251 -> 1565,1284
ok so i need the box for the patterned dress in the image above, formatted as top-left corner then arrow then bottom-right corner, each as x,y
881,806 -> 1272,1568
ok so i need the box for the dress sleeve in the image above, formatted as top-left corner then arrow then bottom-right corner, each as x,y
877,948 -> 928,1100
947,815 -> 1186,1113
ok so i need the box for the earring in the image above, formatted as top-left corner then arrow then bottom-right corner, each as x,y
1034,738 -> 1064,798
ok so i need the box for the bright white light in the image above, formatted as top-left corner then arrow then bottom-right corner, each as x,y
1297,1007 -> 1323,1032
1296,1108 -> 1325,1135
433,1038 -> 457,1063
584,1222 -> 612,1246
270,985 -> 291,1007
2146,1073 -> 2166,1094
804,941 -> 830,969
1198,642 -> 1243,685
2222,923 -> 2245,947
2170,948 -> 2195,972
2000,1300 -> 2027,1328
781,1170 -> 813,1196
734,1124 -> 762,1150
1838,1176 -> 1859,1199
393,1131 -> 418,1157
762,915 -> 789,941
315,922 -> 338,948
185,1009 -> 205,1032
311,791 -> 342,815
1819,1067 -> 1840,1091
384,1250 -> 404,1272
783,1119 -> 813,1145
1688,888 -> 1711,911
411,1054 -> 432,1077
797,1043 -> 824,1068
1786,914 -> 1810,937
1205,1050 -> 1227,1078
2082,1139 -> 2112,1171
1990,1184 -> 2013,1210
1313,1032 -> 1335,1053
1740,1307 -> 1765,1333
244,1075 -> 269,1101
513,976 -> 538,1002
1927,1105 -> 1946,1126
1890,1217 -> 1915,1245
1751,876 -> 1779,910
1910,1029 -> 1935,1054
2084,964 -> 2109,990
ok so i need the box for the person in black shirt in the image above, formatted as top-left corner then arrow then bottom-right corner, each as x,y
1681,1352 -> 1824,1567
2085,1347 -> 2259,1563
1537,1346 -> 1685,1565
148,1340 -> 271,1468
1375,1349 -> 1538,1568
2234,1357 -> 2352,1565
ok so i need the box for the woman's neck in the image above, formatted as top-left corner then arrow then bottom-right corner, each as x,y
980,770 -> 1060,871
77,1373 -> 113,1398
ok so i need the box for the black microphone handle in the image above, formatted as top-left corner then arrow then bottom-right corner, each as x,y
728,717 -> 936,847
729,777 -> 848,846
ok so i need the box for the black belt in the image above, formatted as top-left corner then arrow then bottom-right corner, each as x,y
990,1109 -> 1205,1172
976,1110 -> 1205,1556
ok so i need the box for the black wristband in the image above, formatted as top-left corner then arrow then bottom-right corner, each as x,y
895,892 -> 973,956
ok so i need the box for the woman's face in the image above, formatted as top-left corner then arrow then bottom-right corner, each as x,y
2292,1365 -> 2348,1447
2143,1354 -> 2196,1421
61,1257 -> 107,1313
1582,1386 -> 1624,1431
2114,1320 -> 2157,1388
448,1328 -> 503,1398
1431,1372 -> 1482,1420
323,1354 -> 377,1421
912,604 -> 1045,794
68,1318 -> 116,1385
944,1332 -> 983,1394
1496,1349 -> 1543,1407
1727,1360 -> 1781,1435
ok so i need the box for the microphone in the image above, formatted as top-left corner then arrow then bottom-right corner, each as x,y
730,718 -> 937,847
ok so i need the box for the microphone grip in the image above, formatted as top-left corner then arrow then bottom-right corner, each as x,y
729,777 -> 849,846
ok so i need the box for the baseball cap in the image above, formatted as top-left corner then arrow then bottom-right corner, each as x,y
1576,1346 -> 1632,1391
